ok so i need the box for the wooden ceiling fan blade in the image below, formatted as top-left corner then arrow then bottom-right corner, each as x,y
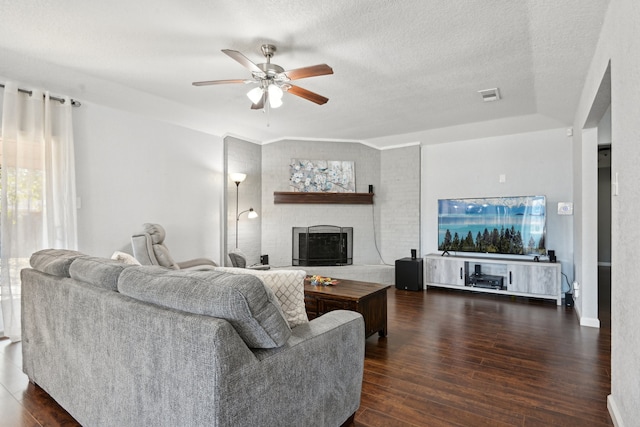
281,64 -> 333,80
287,85 -> 329,105
222,49 -> 264,75
192,79 -> 251,86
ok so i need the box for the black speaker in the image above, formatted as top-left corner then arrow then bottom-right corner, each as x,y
565,292 -> 574,307
548,250 -> 556,263
474,264 -> 482,275
395,258 -> 423,291
368,184 -> 374,193
411,249 -> 417,259
260,255 -> 269,265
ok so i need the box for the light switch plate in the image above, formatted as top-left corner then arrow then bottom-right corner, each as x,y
557,202 -> 573,215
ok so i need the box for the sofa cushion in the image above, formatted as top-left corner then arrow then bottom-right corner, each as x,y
214,267 -> 309,327
29,249 -> 86,277
70,257 -> 132,291
117,266 -> 291,348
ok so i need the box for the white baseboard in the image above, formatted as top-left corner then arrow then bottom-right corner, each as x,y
608,394 -> 624,427
580,316 -> 601,328
573,302 -> 601,328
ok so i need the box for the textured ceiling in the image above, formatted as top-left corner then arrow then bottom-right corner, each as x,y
0,1 -> 610,147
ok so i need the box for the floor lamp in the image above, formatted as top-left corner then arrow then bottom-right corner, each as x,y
230,173 -> 258,248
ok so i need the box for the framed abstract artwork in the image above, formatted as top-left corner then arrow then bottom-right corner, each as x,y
289,159 -> 355,192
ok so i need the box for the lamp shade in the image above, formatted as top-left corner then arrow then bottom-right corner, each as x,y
268,85 -> 283,108
247,86 -> 264,104
247,209 -> 258,219
230,173 -> 247,183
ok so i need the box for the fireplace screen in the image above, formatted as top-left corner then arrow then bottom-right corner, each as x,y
292,225 -> 353,266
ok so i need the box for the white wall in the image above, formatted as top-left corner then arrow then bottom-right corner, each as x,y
225,136 -> 262,265
574,128 -> 600,325
74,102 -> 224,262
421,128 -> 574,288
261,140 -> 381,267
573,0 -> 640,424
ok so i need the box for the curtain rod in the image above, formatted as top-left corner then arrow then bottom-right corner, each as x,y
0,83 -> 81,107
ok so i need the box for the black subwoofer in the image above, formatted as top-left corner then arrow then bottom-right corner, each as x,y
395,258 -> 424,291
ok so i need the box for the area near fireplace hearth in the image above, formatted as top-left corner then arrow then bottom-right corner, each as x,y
263,140 -> 419,268
224,137 -> 421,273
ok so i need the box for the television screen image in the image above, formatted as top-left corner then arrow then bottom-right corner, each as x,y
438,195 -> 546,256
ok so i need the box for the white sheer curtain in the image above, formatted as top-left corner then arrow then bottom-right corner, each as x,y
0,82 -> 77,342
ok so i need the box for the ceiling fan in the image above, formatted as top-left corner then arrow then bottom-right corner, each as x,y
192,44 -> 333,110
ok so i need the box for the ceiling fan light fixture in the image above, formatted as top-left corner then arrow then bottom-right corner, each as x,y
268,84 -> 283,99
268,84 -> 283,108
194,43 -> 332,110
269,95 -> 283,109
247,86 -> 264,104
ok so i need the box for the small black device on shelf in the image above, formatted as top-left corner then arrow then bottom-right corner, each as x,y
467,264 -> 505,290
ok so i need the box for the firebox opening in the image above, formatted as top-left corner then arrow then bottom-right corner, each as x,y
292,225 -> 353,266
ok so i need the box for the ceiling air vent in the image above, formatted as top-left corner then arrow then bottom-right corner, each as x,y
478,88 -> 501,102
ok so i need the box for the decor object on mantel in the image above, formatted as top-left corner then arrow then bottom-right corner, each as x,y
192,44 -> 333,111
231,172 -> 259,248
274,191 -> 373,204
289,159 -> 355,193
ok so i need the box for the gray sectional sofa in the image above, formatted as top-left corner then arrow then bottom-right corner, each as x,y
21,249 -> 365,427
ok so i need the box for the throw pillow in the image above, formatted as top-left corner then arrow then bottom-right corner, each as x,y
111,251 -> 141,265
214,267 -> 308,327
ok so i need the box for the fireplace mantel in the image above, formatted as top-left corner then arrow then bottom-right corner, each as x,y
274,191 -> 374,204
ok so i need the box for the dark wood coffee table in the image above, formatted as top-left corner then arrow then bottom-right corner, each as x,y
304,277 -> 391,338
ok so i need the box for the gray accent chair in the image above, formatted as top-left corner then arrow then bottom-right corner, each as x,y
229,248 -> 270,270
131,223 -> 218,270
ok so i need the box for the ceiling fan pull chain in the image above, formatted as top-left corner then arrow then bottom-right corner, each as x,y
266,101 -> 271,127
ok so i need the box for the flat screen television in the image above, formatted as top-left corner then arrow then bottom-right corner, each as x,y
438,195 -> 546,256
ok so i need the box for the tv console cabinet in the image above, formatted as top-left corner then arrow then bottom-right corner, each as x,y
425,253 -> 562,305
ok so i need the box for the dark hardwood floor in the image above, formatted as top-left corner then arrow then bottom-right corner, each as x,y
357,286 -> 611,426
1,282 -> 612,426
